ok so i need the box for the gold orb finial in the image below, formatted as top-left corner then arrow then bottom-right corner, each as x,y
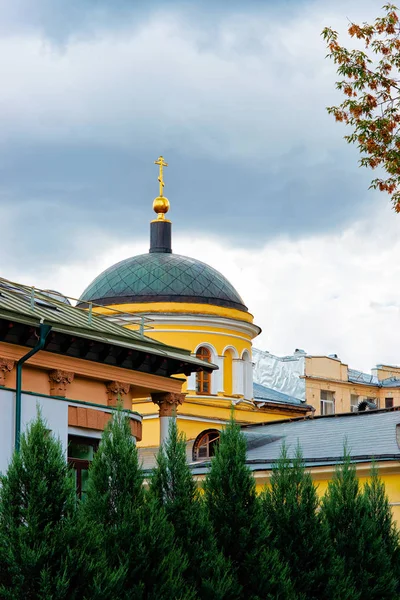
153,195 -> 170,219
153,155 -> 170,220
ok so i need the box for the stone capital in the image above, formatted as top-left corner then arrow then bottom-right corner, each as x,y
151,392 -> 186,417
0,358 -> 14,386
49,370 -> 74,397
106,380 -> 130,406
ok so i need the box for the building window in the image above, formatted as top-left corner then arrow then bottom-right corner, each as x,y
350,394 -> 359,412
320,390 -> 335,415
196,347 -> 212,394
385,397 -> 394,409
68,435 -> 99,500
193,429 -> 220,461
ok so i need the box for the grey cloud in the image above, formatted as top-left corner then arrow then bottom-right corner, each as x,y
0,0 -> 390,274
0,139 -> 376,273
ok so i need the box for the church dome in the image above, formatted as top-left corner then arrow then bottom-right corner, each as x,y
79,253 -> 248,312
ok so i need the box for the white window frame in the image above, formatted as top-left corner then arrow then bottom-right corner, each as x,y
320,390 -> 335,415
350,394 -> 359,413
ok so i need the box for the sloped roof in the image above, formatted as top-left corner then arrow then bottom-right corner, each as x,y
240,409 -> 400,470
253,382 -> 303,406
188,409 -> 400,475
348,368 -> 400,388
0,278 -> 216,375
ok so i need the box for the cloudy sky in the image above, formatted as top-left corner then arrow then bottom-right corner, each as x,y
0,0 -> 398,372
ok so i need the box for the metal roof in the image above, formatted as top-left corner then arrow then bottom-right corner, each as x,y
189,409 -> 400,475
79,252 -> 248,312
348,368 -> 400,388
240,408 -> 400,469
0,278 -> 216,374
253,382 -> 303,406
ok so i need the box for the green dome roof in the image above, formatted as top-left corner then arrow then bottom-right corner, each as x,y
79,253 -> 248,312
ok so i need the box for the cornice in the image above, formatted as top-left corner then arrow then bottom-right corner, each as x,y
0,342 -> 183,394
109,312 -> 260,340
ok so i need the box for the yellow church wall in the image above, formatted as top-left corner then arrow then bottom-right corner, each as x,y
134,326 -> 252,358
139,418 -> 160,448
133,395 -> 310,448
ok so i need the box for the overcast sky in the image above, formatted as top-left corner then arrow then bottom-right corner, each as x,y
0,0 -> 398,372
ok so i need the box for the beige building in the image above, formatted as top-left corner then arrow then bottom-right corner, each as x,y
253,349 -> 400,416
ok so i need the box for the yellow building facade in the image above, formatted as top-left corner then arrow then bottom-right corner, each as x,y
79,157 -> 311,453
254,349 -> 400,416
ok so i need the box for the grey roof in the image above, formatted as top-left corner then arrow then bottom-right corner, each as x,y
253,382 -> 303,406
240,409 -> 400,470
189,409 -> 400,474
348,368 -> 400,389
0,278 -> 216,373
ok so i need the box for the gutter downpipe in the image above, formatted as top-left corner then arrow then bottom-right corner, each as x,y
15,321 -> 52,452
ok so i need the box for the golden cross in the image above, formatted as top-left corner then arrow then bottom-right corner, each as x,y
154,155 -> 168,197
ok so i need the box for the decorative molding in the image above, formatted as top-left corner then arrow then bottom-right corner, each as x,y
68,405 -> 142,441
149,328 -> 251,343
0,342 -> 183,394
0,358 -> 14,386
49,369 -> 74,398
107,312 -> 260,339
151,391 -> 186,417
106,380 -> 130,407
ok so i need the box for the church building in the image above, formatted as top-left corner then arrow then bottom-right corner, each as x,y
78,157 -> 312,457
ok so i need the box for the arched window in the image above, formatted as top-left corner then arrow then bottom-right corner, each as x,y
193,429 -> 220,461
196,346 -> 212,394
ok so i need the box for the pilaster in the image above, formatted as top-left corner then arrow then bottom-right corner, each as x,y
106,380 -> 130,407
49,369 -> 74,397
0,358 -> 14,387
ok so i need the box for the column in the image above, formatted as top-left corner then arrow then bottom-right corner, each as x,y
151,391 -> 186,446
233,359 -> 244,396
212,355 -> 225,395
49,369 -> 74,398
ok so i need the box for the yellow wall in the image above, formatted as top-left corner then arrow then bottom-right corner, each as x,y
98,299 -> 310,449
305,356 -> 400,414
136,324 -> 252,361
252,464 -> 400,522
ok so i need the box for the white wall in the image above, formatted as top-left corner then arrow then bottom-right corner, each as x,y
22,394 -> 69,452
0,390 -> 14,475
0,391 -> 69,475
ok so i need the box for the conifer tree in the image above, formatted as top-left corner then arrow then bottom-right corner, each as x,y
364,465 -> 400,594
321,449 -> 398,600
204,417 -> 294,600
80,409 -> 193,600
150,419 -> 238,600
261,444 -> 331,600
0,410 -> 76,599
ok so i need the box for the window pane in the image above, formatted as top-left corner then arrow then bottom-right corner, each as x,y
325,401 -> 335,415
385,398 -> 394,408
195,431 -> 220,460
350,395 -> 359,412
